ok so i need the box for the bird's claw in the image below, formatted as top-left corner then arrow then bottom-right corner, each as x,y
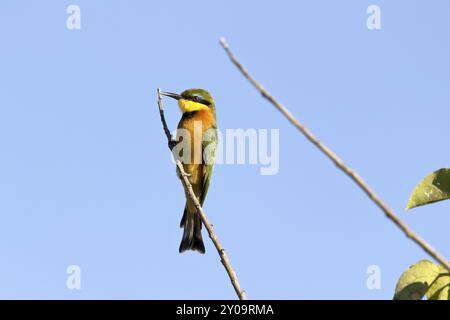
180,171 -> 192,178
176,167 -> 191,180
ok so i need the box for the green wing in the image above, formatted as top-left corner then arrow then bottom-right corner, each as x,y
200,127 -> 217,205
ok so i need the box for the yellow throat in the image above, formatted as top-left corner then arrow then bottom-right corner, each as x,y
178,99 -> 210,113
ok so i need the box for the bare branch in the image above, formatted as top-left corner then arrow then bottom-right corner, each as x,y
157,88 -> 247,300
219,37 -> 450,272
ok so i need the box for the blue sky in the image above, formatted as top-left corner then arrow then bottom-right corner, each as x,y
0,0 -> 449,299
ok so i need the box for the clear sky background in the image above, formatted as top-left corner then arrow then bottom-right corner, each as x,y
0,1 -> 449,299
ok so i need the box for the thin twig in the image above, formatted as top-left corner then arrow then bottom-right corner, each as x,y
157,88 -> 247,300
219,37 -> 450,272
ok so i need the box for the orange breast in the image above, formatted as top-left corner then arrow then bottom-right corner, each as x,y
176,109 -> 215,198
177,110 -> 215,163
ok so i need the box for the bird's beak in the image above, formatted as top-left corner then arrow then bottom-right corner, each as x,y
161,91 -> 182,100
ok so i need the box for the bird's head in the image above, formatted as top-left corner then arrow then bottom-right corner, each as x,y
161,88 -> 215,114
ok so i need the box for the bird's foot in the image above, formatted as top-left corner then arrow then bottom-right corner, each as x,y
176,167 -> 191,180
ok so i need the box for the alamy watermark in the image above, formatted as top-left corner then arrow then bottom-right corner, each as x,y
366,264 -> 381,290
171,122 -> 280,176
66,265 -> 81,290
366,5 -> 381,30
66,5 -> 81,30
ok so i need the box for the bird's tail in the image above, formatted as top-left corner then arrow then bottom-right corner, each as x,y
179,206 -> 205,254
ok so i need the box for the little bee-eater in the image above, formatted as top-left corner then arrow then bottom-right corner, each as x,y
161,89 -> 217,254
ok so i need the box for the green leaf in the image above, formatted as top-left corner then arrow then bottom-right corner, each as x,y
394,259 -> 440,300
426,264 -> 450,300
406,168 -> 450,210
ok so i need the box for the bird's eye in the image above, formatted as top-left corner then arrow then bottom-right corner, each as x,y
192,96 -> 200,102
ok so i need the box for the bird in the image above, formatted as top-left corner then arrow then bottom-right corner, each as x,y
161,89 -> 217,254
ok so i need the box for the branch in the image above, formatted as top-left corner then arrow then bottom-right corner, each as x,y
219,38 -> 450,272
157,88 -> 247,300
